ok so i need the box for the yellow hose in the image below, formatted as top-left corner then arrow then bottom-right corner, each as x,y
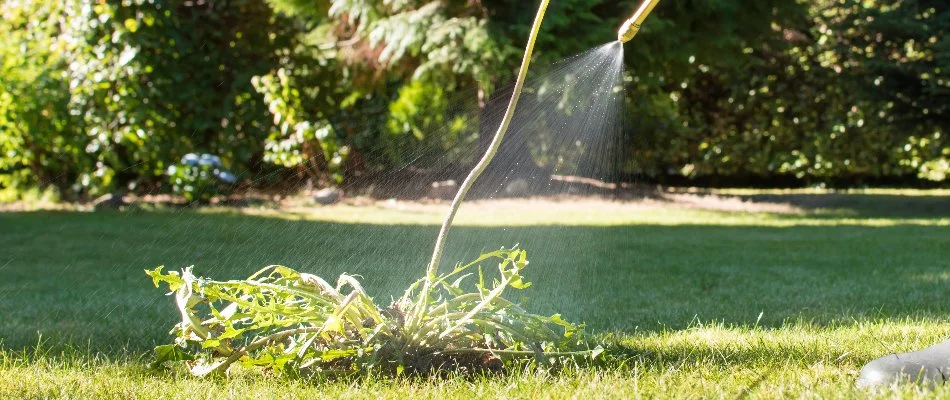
618,0 -> 662,43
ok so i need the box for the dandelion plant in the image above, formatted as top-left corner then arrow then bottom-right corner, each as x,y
147,248 -> 594,376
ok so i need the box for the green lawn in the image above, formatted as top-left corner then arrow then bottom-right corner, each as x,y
2,192 -> 949,398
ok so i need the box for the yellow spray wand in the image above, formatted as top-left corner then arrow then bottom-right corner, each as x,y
618,0 -> 662,43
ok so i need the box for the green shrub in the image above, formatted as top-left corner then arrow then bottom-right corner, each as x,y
0,0 -> 88,195
1,0 -> 292,197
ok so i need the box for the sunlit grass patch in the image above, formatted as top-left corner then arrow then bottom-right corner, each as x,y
3,320 -> 950,398
213,196 -> 950,227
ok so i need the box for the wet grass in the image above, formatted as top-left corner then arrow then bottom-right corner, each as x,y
1,192 -> 949,398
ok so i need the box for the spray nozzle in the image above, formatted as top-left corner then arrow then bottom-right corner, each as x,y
618,0 -> 662,43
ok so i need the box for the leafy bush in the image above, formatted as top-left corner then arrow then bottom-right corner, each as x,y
146,248 -> 594,376
0,0 -> 292,197
0,0 -> 87,194
167,154 -> 238,203
621,0 -> 949,184
251,67 -> 349,185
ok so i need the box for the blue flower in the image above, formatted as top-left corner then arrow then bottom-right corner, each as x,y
198,154 -> 222,167
214,170 -> 238,184
181,153 -> 200,167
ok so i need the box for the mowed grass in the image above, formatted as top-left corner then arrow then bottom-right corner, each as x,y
1,192 -> 949,398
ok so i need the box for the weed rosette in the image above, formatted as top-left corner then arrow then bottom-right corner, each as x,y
147,248 -> 599,377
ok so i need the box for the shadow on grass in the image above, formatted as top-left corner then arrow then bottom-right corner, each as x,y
0,209 -> 948,356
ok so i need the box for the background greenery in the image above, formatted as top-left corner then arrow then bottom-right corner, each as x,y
1,0 -> 948,199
